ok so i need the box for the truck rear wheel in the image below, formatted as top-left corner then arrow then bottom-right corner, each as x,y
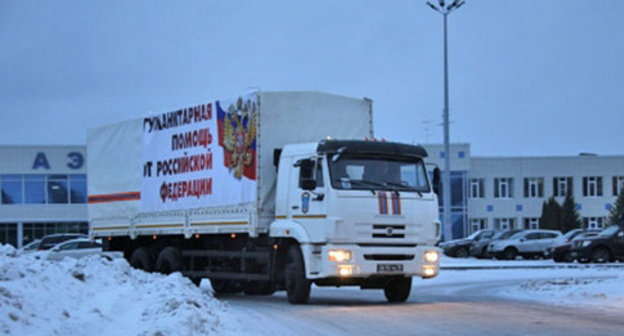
155,247 -> 182,274
384,277 -> 411,303
285,245 -> 311,304
130,247 -> 154,272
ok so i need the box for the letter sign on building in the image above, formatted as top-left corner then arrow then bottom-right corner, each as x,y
67,152 -> 84,169
32,152 -> 51,170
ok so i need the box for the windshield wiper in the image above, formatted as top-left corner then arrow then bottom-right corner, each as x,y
383,182 -> 422,197
333,178 -> 382,194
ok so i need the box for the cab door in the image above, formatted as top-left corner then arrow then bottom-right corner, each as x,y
287,156 -> 327,240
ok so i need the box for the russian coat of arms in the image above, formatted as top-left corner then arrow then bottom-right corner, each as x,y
217,97 -> 257,180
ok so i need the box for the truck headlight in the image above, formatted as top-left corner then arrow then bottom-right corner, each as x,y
424,250 -> 439,263
329,250 -> 352,262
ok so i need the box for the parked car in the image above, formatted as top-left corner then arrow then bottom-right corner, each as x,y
18,239 -> 41,254
470,229 -> 522,259
547,230 -> 601,262
570,224 -> 624,263
46,238 -> 123,261
488,229 -> 563,260
38,233 -> 88,251
442,229 -> 497,258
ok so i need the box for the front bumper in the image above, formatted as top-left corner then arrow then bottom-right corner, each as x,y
569,247 -> 593,260
305,243 -> 440,280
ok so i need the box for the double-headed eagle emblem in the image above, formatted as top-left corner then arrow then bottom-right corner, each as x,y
222,97 -> 257,179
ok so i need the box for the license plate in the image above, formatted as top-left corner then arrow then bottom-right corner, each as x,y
377,264 -> 404,273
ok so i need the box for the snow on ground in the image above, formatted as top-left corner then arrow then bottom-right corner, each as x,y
1,243 -> 623,336
0,244 -> 240,336
434,254 -> 624,314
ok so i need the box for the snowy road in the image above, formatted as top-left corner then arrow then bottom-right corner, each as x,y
216,268 -> 624,336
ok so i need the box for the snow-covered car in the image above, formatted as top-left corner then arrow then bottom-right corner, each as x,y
470,230 -> 522,259
18,239 -> 41,254
488,229 -> 563,260
441,229 -> 497,258
46,238 -> 123,261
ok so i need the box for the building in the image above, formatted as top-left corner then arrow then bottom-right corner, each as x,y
1,143 -> 622,247
423,144 -> 624,239
0,146 -> 87,248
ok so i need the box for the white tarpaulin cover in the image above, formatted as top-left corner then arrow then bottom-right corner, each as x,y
89,91 -> 373,234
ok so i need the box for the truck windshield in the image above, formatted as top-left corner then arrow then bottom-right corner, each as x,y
328,154 -> 430,192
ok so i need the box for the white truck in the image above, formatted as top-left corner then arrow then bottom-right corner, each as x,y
88,91 -> 441,304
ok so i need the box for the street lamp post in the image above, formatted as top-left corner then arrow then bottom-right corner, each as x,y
426,0 -> 465,241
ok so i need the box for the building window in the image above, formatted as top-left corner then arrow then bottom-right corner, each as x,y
524,218 -> 540,230
583,217 -> 605,230
24,175 -> 46,204
523,177 -> 544,198
494,178 -> 513,199
0,174 -> 86,205
613,176 -> 624,196
47,175 -> 69,204
470,218 -> 487,232
583,177 -> 603,197
69,175 -> 87,204
469,178 -> 484,198
1,175 -> 23,204
553,177 -> 573,197
494,218 -> 515,230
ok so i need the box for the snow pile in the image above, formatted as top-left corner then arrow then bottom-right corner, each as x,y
513,271 -> 624,312
0,244 -> 237,335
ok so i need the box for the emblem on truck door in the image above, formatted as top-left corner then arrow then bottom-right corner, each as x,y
216,97 -> 257,180
301,192 -> 310,214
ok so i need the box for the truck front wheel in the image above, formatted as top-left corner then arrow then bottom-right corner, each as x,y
285,245 -> 311,304
130,247 -> 154,272
384,277 -> 411,303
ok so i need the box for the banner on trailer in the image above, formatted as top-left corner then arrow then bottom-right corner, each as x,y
141,95 -> 257,212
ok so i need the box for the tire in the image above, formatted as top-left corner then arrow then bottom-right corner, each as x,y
130,247 -> 154,272
285,245 -> 311,304
384,277 -> 412,303
210,279 -> 243,295
563,252 -> 574,263
455,247 -> 468,258
591,247 -> 610,263
244,281 -> 277,296
553,256 -> 564,263
155,247 -> 182,274
504,247 -> 518,260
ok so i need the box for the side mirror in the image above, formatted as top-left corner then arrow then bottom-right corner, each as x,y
295,159 -> 317,191
432,167 -> 441,195
519,238 -> 525,242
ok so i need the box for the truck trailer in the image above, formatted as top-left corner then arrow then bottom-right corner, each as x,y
88,91 -> 441,304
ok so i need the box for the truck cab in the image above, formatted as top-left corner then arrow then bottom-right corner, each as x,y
270,139 -> 441,303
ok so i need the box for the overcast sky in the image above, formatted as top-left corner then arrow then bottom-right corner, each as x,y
1,0 -> 623,157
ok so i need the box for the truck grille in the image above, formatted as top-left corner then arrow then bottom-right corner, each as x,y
372,224 -> 405,239
363,254 -> 415,261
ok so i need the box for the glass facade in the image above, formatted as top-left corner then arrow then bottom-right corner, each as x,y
0,223 -> 18,247
0,222 -> 88,248
0,174 -> 87,205
438,171 -> 468,239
